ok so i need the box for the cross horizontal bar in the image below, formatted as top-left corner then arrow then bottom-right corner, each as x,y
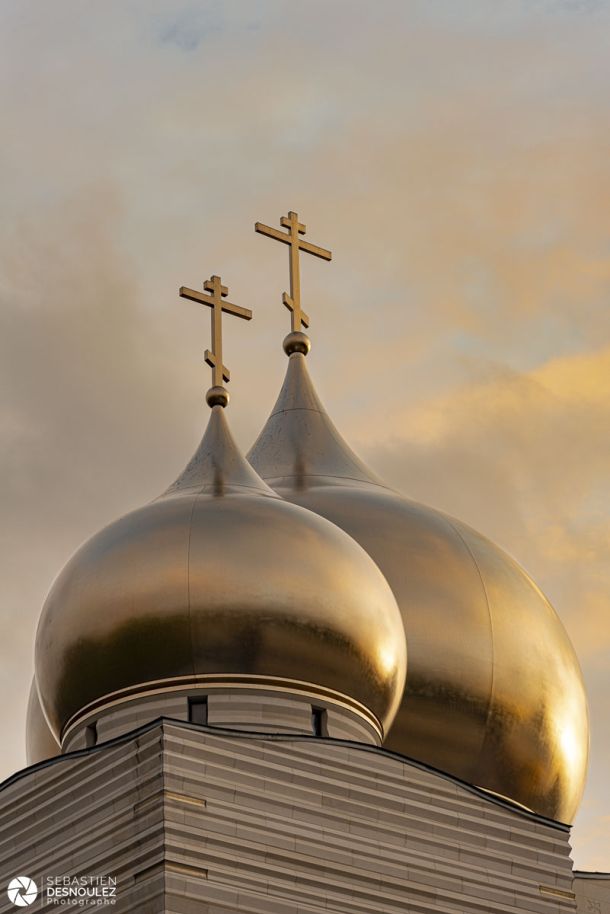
255,222 -> 332,261
204,277 -> 228,297
255,222 -> 290,244
299,239 -> 332,261
179,286 -> 252,320
205,349 -> 230,382
282,293 -> 309,328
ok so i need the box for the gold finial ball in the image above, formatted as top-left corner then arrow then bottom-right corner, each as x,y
206,385 -> 229,408
283,331 -> 311,356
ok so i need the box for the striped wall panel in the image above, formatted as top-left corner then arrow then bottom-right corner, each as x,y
0,719 -> 578,914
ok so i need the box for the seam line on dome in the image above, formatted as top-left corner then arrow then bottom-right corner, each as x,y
269,406 -> 326,420
445,518 -> 496,773
262,472 -> 395,489
165,483 -> 279,499
186,494 -> 198,677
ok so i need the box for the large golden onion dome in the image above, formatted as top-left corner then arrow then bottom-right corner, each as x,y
247,339 -> 589,823
35,400 -> 406,746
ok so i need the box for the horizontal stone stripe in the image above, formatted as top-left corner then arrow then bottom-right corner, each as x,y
0,721 -> 576,914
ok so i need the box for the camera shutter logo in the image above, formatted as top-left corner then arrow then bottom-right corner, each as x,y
7,877 -> 38,907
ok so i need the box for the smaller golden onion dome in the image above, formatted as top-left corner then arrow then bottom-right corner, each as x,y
26,678 -> 60,765
247,344 -> 589,823
35,404 -> 406,745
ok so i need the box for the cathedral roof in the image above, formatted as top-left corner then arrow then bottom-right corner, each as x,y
33,273 -> 406,751
30,213 -> 590,825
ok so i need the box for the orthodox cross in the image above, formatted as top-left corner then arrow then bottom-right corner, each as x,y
180,275 -> 252,388
255,211 -> 332,331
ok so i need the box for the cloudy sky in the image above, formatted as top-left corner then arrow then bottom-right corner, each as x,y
1,0 -> 609,869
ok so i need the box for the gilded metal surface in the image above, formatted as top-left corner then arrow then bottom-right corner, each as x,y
283,330 -> 311,356
179,273 -> 252,405
247,351 -> 590,823
255,211 -> 331,332
35,405 -> 406,744
25,678 -> 60,765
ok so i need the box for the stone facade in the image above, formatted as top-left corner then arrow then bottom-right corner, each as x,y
62,689 -> 377,753
574,873 -> 610,913
0,719 -> 582,913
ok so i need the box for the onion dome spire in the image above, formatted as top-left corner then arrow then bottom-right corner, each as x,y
252,209 -> 383,488
34,267 -> 406,752
173,271 -> 272,496
248,212 -> 589,823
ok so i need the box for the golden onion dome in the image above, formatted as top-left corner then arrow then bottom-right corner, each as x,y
26,678 -> 60,765
35,402 -> 406,745
247,341 -> 589,823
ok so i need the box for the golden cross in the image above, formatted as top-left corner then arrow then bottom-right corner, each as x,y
255,211 -> 332,331
179,275 -> 252,388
